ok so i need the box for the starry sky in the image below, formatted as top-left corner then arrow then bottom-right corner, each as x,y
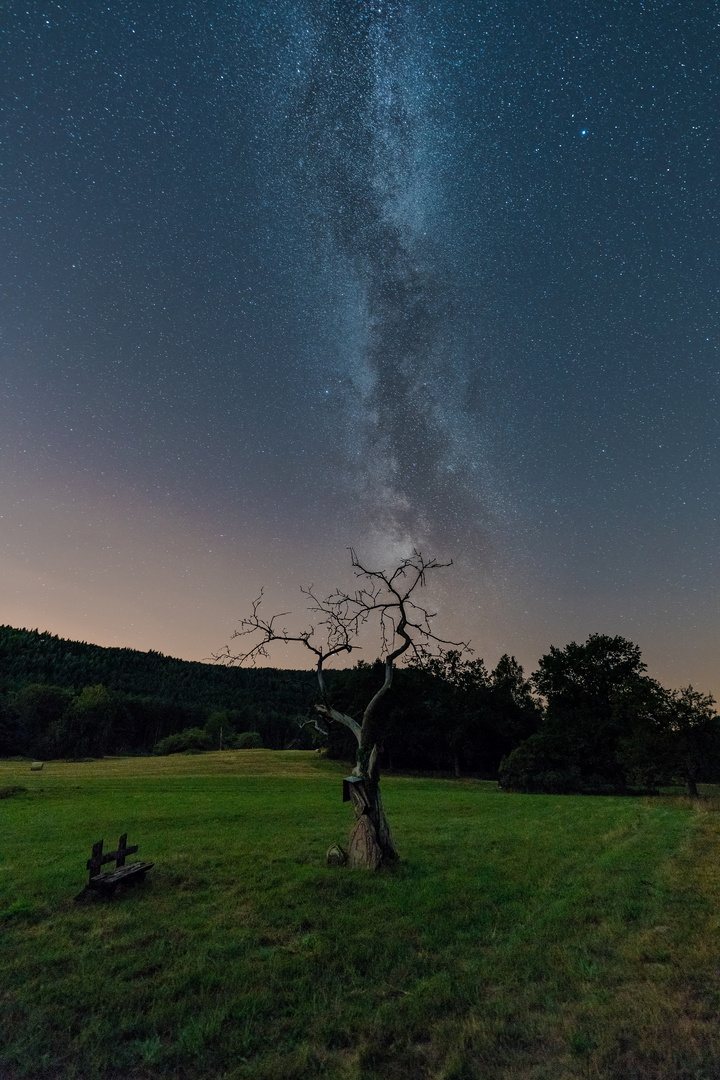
2,1 -> 718,694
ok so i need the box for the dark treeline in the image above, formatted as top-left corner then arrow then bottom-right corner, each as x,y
0,626 -> 318,757
0,625 -> 540,769
321,654 -> 541,778
500,634 -> 720,796
1,626 -> 717,794
0,626 -> 538,770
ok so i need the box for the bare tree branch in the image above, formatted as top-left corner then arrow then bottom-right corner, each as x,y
210,587 -> 360,670
212,549 -> 469,866
213,548 -> 470,773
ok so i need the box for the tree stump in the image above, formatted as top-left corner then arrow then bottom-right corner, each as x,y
347,815 -> 383,870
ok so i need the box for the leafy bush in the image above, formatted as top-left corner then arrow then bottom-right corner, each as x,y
235,731 -> 263,749
204,710 -> 235,749
154,727 -> 212,755
499,732 -> 631,795
498,734 -> 582,794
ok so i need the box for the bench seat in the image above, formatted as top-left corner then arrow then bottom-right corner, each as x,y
88,860 -> 154,894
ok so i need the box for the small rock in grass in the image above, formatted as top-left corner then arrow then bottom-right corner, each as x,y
326,844 -> 347,866
30,762 -> 44,771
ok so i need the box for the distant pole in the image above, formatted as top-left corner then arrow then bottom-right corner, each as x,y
220,726 -> 223,751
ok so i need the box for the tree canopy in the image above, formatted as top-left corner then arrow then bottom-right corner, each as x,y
499,635 -> 719,794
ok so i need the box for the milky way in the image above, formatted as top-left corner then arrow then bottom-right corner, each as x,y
256,1 -> 502,561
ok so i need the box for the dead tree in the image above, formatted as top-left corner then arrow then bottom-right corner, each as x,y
214,549 -> 468,869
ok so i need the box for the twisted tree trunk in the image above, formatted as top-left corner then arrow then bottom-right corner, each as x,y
346,774 -> 398,869
316,665 -> 399,869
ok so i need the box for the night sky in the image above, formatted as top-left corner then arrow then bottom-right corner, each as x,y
2,1 -> 718,694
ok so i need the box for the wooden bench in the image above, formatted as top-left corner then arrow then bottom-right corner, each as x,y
76,833 -> 153,899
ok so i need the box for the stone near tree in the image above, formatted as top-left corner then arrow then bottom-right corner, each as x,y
326,844 -> 347,866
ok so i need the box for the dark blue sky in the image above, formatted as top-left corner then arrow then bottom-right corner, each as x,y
2,1 -> 718,693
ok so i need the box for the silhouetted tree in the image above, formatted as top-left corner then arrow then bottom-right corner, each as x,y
501,635 -> 650,793
45,684 -> 121,759
419,651 -> 490,776
666,686 -> 719,796
11,683 -> 73,757
613,677 -> 673,791
614,682 -> 720,795
215,549 -> 467,868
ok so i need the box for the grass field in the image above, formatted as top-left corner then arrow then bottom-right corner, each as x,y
2,751 -> 720,1079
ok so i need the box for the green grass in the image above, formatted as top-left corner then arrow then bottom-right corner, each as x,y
2,751 -> 720,1079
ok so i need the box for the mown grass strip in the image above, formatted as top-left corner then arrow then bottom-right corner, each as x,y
1,752 -> 719,1078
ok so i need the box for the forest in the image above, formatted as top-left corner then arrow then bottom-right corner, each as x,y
0,624 -> 717,795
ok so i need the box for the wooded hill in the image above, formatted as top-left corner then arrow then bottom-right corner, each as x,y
0,625 -> 318,757
3,625 -> 716,795
0,625 -> 312,708
0,625 -> 540,772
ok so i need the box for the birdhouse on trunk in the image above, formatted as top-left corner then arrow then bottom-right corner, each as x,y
342,775 -> 366,803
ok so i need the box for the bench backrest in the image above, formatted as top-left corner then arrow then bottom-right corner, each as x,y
87,833 -> 139,880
